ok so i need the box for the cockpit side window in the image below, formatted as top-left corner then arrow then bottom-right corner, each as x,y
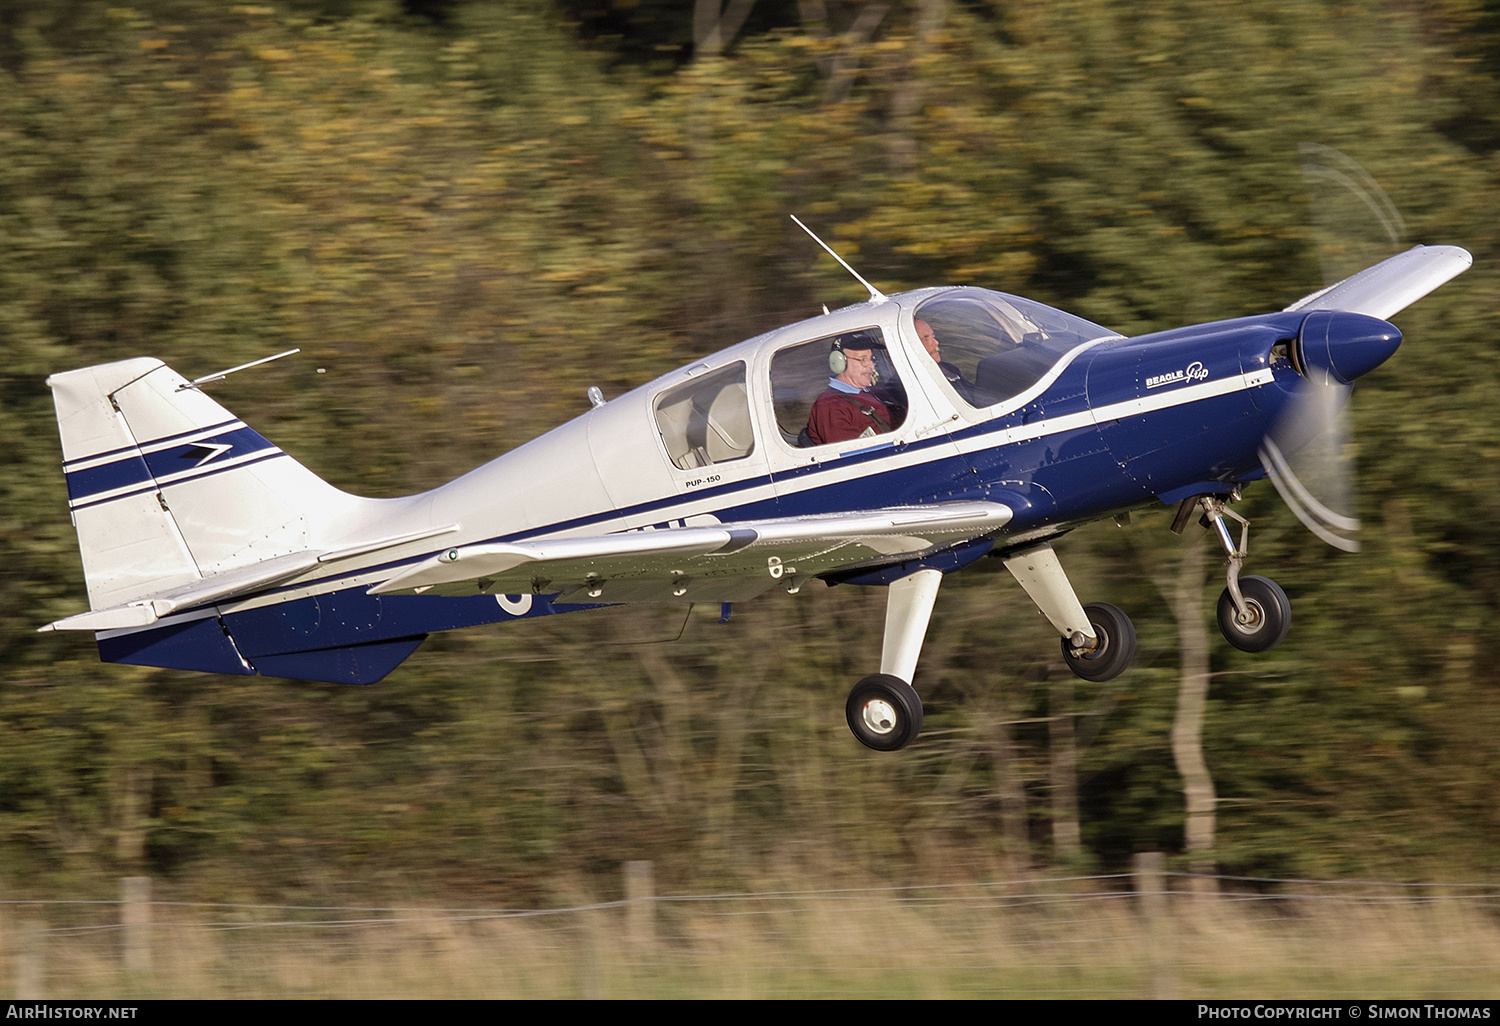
914,292 -> 1114,409
769,327 -> 908,448
653,362 -> 754,470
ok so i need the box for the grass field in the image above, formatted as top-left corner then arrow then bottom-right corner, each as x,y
7,880 -> 1499,999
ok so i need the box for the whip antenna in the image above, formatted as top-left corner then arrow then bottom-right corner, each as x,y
177,349 -> 301,392
790,214 -> 887,303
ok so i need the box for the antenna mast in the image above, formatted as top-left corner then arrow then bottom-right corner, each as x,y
790,215 -> 887,303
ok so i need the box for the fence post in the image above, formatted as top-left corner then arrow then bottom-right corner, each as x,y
623,860 -> 655,953
14,920 -> 42,999
1133,852 -> 1175,999
122,876 -> 151,972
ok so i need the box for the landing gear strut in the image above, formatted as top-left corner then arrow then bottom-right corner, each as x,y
1179,494 -> 1291,652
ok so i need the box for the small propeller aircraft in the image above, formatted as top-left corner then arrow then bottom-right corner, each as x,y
40,223 -> 1470,751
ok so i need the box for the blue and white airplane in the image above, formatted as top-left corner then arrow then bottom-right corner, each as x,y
41,239 -> 1471,751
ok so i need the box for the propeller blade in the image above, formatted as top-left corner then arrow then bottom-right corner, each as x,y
1260,377 -> 1360,552
1275,144 -> 1416,553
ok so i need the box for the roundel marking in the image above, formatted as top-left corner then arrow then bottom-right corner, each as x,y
497,593 -> 534,616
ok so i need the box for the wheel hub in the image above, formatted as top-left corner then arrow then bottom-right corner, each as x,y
1236,600 -> 1265,630
860,699 -> 897,735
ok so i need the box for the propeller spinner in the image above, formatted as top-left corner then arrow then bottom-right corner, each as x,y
1260,310 -> 1401,552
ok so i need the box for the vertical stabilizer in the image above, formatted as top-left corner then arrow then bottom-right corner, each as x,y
49,357 -> 368,611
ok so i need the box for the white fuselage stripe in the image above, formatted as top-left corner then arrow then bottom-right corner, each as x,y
173,369 -> 1279,620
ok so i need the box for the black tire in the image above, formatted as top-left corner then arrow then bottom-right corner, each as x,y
845,674 -> 924,752
1217,575 -> 1291,652
1061,602 -> 1137,682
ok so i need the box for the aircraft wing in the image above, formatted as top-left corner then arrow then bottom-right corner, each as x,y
1284,245 -> 1472,319
368,501 -> 1014,604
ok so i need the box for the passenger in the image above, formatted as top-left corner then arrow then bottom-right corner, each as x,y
915,317 -> 976,401
805,336 -> 895,445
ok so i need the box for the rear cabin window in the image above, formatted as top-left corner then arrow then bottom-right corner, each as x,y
769,327 -> 908,447
653,362 -> 755,470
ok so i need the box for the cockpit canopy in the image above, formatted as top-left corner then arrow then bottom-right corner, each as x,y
914,289 -> 1117,408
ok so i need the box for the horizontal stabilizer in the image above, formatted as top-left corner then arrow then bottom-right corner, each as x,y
41,550 -> 321,632
1284,245 -> 1472,320
41,524 -> 460,632
369,501 -> 1013,603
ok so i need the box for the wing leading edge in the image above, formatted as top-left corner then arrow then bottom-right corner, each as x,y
368,501 -> 1015,605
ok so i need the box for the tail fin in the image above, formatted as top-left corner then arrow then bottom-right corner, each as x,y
48,357 -> 368,612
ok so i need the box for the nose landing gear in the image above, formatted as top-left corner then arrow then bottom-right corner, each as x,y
1179,494 -> 1291,652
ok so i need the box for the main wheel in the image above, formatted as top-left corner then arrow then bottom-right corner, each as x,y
845,674 -> 923,752
1061,602 -> 1137,682
1217,574 -> 1291,652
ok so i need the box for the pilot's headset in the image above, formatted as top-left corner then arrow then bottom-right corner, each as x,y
829,334 -> 881,385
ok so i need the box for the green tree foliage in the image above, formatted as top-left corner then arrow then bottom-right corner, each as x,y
2,0 -> 1498,902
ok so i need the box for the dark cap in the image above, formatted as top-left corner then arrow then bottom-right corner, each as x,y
831,330 -> 885,352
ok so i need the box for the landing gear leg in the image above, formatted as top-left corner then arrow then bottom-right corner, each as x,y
1003,543 -> 1136,682
1182,495 -> 1291,652
845,569 -> 941,752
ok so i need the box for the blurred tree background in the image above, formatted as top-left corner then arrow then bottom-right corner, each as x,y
2,0 -> 1498,904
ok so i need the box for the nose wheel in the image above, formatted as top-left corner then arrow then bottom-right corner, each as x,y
1179,495 -> 1293,652
1216,574 -> 1290,652
846,674 -> 923,752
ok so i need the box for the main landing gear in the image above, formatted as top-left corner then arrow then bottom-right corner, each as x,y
845,568 -> 941,752
843,495 -> 1292,752
1175,494 -> 1291,652
844,544 -> 1138,752
1000,542 -> 1137,684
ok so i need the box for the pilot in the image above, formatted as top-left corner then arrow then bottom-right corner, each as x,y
915,317 -> 976,401
805,335 -> 895,445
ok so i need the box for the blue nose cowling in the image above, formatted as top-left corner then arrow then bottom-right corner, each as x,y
1297,310 -> 1403,386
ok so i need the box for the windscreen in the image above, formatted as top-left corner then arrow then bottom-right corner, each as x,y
914,290 -> 1116,408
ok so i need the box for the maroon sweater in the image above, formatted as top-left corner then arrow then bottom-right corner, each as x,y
806,388 -> 894,446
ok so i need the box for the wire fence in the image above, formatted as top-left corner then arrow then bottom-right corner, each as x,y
4,868 -> 1499,998
8,870 -> 1500,930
